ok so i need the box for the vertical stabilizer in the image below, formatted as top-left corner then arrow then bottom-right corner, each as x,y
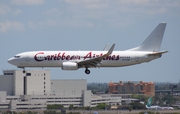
128,23 -> 166,52
146,97 -> 153,107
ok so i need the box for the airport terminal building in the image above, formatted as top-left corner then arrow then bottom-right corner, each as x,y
0,70 -> 122,110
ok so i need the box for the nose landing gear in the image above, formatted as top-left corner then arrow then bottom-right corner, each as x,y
85,68 -> 90,74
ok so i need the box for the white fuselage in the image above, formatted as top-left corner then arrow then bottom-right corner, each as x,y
8,51 -> 160,68
146,105 -> 174,110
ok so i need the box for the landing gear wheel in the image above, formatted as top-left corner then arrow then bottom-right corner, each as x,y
23,68 -> 26,73
85,68 -> 90,74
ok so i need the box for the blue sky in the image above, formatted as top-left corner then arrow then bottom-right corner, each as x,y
1,0 -> 180,83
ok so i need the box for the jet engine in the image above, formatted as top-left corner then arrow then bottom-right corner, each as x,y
62,62 -> 78,70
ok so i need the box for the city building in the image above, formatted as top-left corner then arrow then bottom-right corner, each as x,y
0,70 -> 50,96
51,79 -> 86,96
0,70 -> 122,110
108,81 -> 155,96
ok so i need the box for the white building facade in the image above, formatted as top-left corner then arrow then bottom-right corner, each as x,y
51,79 -> 86,96
0,70 -> 50,96
0,70 -> 122,110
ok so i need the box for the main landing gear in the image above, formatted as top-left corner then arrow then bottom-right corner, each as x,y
18,67 -> 26,73
22,68 -> 26,73
85,68 -> 90,74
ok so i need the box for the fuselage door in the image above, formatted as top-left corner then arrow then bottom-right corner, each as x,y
135,54 -> 139,62
26,56 -> 30,62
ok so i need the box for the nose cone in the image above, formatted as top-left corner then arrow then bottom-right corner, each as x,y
8,58 -> 14,65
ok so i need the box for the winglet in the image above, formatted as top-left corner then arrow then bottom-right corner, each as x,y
107,44 -> 115,55
103,44 -> 109,51
77,44 -> 115,68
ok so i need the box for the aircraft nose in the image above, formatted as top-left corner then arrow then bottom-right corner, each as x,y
8,58 -> 14,65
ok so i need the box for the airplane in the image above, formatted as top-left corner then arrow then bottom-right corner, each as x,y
146,97 -> 161,110
146,97 -> 174,110
161,106 -> 174,110
8,23 -> 168,74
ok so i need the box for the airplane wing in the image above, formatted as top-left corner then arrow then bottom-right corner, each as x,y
148,51 -> 168,56
78,44 -> 115,68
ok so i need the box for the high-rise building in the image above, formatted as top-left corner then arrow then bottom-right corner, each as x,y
108,81 -> 155,96
0,70 -> 50,95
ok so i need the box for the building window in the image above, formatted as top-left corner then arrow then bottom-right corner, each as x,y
44,82 -> 46,85
44,73 -> 46,76
44,77 -> 46,80
26,73 -> 31,76
4,73 -> 14,75
44,86 -> 45,89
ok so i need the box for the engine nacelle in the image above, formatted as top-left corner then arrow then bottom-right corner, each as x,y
62,62 -> 78,70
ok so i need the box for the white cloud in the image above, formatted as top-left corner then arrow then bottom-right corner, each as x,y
58,0 -> 110,20
65,0 -> 104,4
64,0 -> 109,9
0,4 -> 11,15
83,3 -> 109,10
13,9 -> 22,15
27,20 -> 94,28
0,4 -> 22,15
27,21 -> 37,29
11,0 -> 45,5
0,21 -> 24,32
26,0 -> 180,29
42,8 -> 61,16
117,0 -> 180,14
62,0 -> 180,16
44,8 -> 59,14
119,0 -> 151,5
60,20 -> 94,27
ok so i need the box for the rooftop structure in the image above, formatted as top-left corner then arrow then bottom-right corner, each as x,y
108,81 -> 155,96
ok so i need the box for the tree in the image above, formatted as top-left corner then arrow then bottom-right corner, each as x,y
131,94 -> 147,101
130,102 -> 145,109
162,95 -> 176,105
69,104 -> 74,110
129,107 -> 132,113
44,110 -> 58,114
84,106 -> 91,110
47,104 -> 64,110
96,103 -> 106,110
26,111 -> 38,114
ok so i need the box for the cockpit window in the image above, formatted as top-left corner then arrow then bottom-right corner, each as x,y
14,56 -> 20,58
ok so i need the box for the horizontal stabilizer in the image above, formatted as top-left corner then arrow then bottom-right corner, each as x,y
148,51 -> 168,56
